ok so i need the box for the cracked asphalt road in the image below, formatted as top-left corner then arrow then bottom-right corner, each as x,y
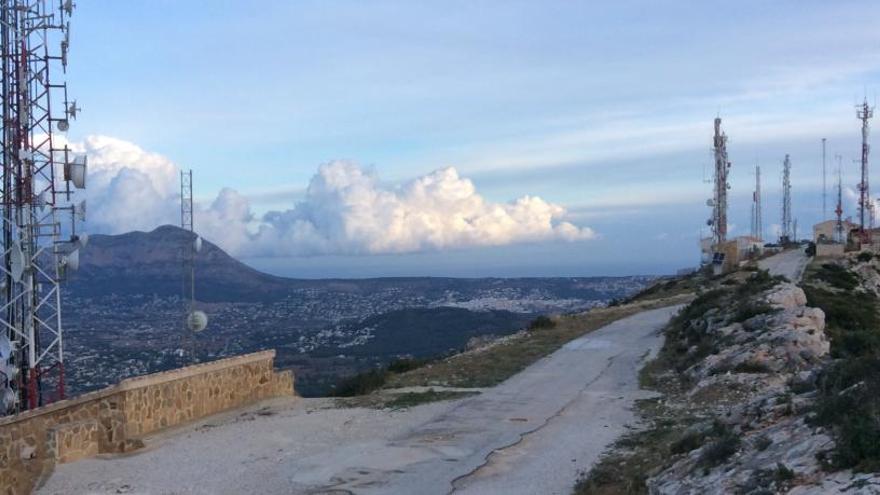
39,305 -> 680,495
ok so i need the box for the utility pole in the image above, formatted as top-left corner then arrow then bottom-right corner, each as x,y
781,154 -> 792,244
857,98 -> 874,239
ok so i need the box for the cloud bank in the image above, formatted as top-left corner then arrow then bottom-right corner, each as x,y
75,136 -> 594,257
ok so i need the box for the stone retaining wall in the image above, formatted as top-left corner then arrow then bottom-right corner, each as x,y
0,350 -> 294,495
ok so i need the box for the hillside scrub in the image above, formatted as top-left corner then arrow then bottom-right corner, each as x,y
803,256 -> 880,472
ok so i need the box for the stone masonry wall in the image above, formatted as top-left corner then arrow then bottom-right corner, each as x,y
0,350 -> 294,495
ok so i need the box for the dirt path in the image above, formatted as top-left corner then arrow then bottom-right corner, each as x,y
38,306 -> 680,495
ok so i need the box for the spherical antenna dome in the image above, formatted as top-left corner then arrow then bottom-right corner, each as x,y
187,310 -> 208,333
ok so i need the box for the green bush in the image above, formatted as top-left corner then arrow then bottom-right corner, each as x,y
814,263 -> 859,291
698,433 -> 740,469
858,251 -> 874,263
333,368 -> 387,397
527,315 -> 556,331
386,357 -> 428,374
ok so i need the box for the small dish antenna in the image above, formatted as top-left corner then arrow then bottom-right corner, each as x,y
193,236 -> 202,253
73,233 -> 88,248
64,155 -> 86,189
186,310 -> 208,333
0,389 -> 17,410
0,335 -> 11,360
61,248 -> 79,272
57,119 -> 69,132
9,241 -> 25,283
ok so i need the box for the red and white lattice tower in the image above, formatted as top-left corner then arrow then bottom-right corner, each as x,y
0,0 -> 86,415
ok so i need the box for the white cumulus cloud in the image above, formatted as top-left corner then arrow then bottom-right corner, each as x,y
73,136 -> 595,256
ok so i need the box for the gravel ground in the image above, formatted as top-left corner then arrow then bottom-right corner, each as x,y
38,306 -> 680,495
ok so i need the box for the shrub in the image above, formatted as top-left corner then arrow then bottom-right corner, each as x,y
333,368 -> 387,397
527,315 -> 556,331
814,263 -> 859,291
698,434 -> 740,469
732,360 -> 771,374
858,251 -> 874,263
387,357 -> 428,374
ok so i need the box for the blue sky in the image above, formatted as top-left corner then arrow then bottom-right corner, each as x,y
65,1 -> 880,277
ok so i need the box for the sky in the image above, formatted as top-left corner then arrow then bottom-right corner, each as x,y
62,0 -> 880,277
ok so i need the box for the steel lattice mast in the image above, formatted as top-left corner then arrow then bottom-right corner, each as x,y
709,117 -> 730,246
857,98 -> 874,238
0,0 -> 86,415
781,154 -> 792,244
751,165 -> 762,241
836,157 -> 845,243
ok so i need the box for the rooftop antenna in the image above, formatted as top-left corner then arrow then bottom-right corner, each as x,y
180,170 -> 207,354
707,117 -> 731,246
1,0 -> 86,415
751,163 -> 763,241
781,154 -> 792,244
836,155 -> 845,243
857,97 -> 874,240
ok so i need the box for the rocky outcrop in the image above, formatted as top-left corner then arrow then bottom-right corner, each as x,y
648,283 -> 845,495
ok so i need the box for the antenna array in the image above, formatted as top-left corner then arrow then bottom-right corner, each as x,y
0,0 -> 86,415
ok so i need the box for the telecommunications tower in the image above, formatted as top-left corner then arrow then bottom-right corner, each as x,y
0,0 -> 86,415
822,138 -> 827,221
708,117 -> 731,246
857,98 -> 874,238
780,154 -> 792,244
750,165 -> 762,241
180,170 -> 206,343
836,161 -> 845,243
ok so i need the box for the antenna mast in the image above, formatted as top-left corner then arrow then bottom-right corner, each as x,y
836,156 -> 845,243
751,164 -> 762,241
781,154 -> 792,244
0,0 -> 86,415
180,170 -> 206,346
822,138 -> 827,221
857,98 -> 874,239
709,117 -> 731,246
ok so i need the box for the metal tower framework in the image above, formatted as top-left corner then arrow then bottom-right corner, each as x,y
836,161 -> 845,243
750,165 -> 762,241
0,0 -> 85,415
822,138 -> 827,221
180,169 -> 194,316
857,99 -> 874,238
781,154 -> 792,244
709,117 -> 731,246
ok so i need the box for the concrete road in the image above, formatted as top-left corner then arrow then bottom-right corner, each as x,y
39,306 -> 680,495
759,248 -> 809,282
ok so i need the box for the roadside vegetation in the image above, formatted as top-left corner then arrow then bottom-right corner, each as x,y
802,257 -> 880,471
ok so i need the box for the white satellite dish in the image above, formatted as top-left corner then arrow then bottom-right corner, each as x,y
187,310 -> 208,333
0,335 -> 11,360
62,248 -> 80,271
9,241 -> 24,283
193,236 -> 202,253
65,155 -> 86,189
0,389 -> 17,410
57,119 -> 69,132
75,232 -> 88,248
0,362 -> 18,381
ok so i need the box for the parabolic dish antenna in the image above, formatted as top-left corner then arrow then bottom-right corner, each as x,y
193,236 -> 202,253
65,155 -> 87,189
61,249 -> 79,272
76,199 -> 86,221
187,310 -> 208,333
74,233 -> 88,248
0,362 -> 17,380
0,389 -> 16,410
10,241 -> 24,283
57,119 -> 69,131
0,335 -> 11,360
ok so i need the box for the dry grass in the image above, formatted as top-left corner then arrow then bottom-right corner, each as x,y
385,293 -> 693,390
